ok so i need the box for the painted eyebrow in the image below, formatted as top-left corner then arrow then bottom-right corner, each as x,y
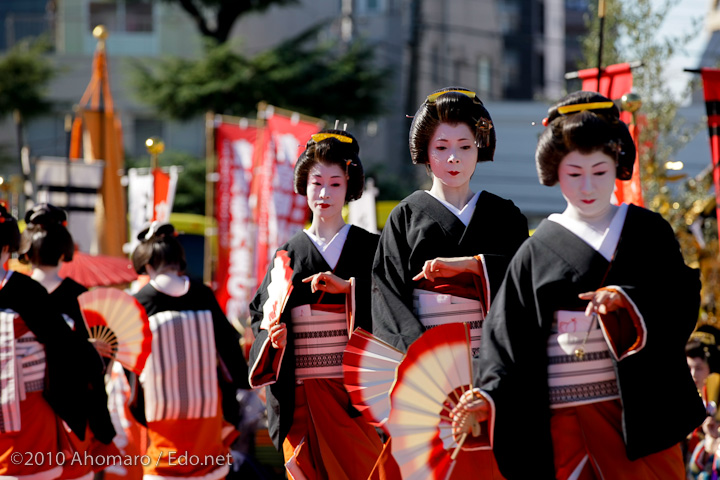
434,137 -> 473,142
311,174 -> 343,178
565,161 -> 611,169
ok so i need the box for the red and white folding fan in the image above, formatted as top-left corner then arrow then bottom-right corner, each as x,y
343,328 -> 404,432
79,287 -> 151,375
387,323 -> 488,480
260,250 -> 294,331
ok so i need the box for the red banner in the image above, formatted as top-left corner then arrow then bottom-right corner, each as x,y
700,68 -> 720,242
214,122 -> 259,323
579,62 -> 644,207
254,113 -> 319,288
152,168 -> 170,222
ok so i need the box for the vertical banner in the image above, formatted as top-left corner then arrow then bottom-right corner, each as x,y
254,111 -> 320,288
214,122 -> 259,323
577,62 -> 644,207
151,166 -> 179,223
700,68 -> 720,242
126,167 -> 179,255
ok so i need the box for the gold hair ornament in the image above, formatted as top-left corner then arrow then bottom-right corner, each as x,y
311,133 -> 353,144
475,117 -> 494,148
426,90 -> 476,104
692,331 -> 717,346
557,101 -> 614,115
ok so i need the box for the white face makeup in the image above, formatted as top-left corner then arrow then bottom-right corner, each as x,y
428,123 -> 477,191
306,162 -> 348,221
558,150 -> 617,223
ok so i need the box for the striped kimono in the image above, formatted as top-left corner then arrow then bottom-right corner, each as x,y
133,280 -> 249,480
1,272 -> 106,480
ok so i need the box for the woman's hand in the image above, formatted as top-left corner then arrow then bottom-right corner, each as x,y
269,322 -> 287,349
578,288 -> 624,317
412,256 -> 480,282
302,272 -> 351,294
450,388 -> 489,441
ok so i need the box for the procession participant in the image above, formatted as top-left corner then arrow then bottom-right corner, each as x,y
372,86 -> 528,355
453,91 -> 705,479
248,130 -> 383,480
131,222 -> 250,479
19,203 -> 116,480
0,204 -> 103,479
370,86 -> 527,479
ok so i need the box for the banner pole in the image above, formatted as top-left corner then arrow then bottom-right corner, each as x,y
204,111 -> 216,286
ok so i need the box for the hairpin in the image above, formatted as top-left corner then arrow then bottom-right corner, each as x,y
311,133 -> 353,144
692,331 -> 717,346
474,117 -> 493,148
426,89 -> 476,104
557,101 -> 614,115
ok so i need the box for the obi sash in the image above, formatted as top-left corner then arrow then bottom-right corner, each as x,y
0,310 -> 46,434
412,289 -> 484,356
547,310 -> 619,408
291,304 -> 349,381
141,309 -> 219,422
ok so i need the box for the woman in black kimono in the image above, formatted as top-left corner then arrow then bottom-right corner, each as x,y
370,86 -> 527,479
18,203 -> 115,480
248,129 -> 383,480
372,86 -> 528,355
130,222 -> 249,480
452,91 -> 705,479
0,204 -> 110,479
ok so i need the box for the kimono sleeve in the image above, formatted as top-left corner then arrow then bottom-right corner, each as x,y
371,207 -> 425,352
476,243 -> 556,479
247,250 -> 287,388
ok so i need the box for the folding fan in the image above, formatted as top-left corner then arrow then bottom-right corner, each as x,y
386,323 -> 490,480
260,250 -> 294,331
78,287 -> 151,375
342,328 -> 404,432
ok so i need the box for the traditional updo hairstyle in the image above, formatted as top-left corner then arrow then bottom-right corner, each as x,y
536,91 -> 636,186
132,222 -> 187,275
0,203 -> 20,254
293,129 -> 365,202
19,203 -> 74,266
686,324 -> 720,374
409,86 -> 496,165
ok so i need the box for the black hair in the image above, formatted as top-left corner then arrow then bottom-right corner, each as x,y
409,86 -> 496,164
687,324 -> 720,374
0,203 -> 20,254
293,129 -> 364,202
131,222 -> 187,275
536,90 -> 636,186
18,203 -> 74,266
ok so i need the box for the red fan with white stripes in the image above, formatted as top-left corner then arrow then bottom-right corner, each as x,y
79,287 -> 151,375
386,323 -> 491,480
343,328 -> 404,432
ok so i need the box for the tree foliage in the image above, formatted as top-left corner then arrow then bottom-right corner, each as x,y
0,37 -> 55,119
130,26 -> 388,121
160,0 -> 298,44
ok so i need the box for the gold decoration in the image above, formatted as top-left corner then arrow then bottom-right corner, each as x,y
621,92 -> 642,114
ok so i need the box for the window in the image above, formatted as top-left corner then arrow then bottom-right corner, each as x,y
89,0 -> 153,33
356,0 -> 386,15
477,57 -> 492,98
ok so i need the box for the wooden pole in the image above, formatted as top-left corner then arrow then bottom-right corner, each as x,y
596,0 -> 606,88
204,112 -> 216,286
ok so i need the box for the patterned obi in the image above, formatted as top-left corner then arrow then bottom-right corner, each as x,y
0,310 -> 46,433
291,304 -> 349,381
141,309 -> 219,422
412,289 -> 484,356
548,310 -> 619,408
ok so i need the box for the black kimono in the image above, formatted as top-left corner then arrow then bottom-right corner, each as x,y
49,277 -> 115,444
372,190 -> 528,352
248,225 -> 379,451
477,205 -> 705,478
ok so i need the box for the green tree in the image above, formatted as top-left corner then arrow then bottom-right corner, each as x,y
0,37 -> 55,155
130,27 -> 388,121
161,0 -> 298,44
